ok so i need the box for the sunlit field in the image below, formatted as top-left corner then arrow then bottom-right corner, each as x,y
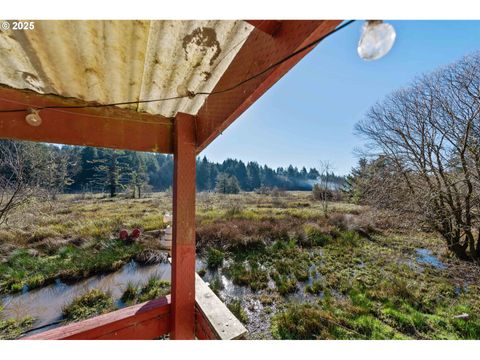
1,191 -> 479,339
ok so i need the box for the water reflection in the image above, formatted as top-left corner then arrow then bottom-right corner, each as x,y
0,261 -> 171,333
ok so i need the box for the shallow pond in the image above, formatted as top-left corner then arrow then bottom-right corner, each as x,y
416,248 -> 447,269
0,261 -> 171,336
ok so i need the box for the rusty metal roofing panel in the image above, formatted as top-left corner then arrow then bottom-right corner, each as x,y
0,20 -> 254,118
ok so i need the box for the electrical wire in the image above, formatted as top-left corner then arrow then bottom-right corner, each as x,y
0,20 -> 355,114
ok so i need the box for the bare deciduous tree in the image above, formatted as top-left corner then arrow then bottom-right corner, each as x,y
313,161 -> 334,218
0,141 -> 34,225
356,52 -> 480,261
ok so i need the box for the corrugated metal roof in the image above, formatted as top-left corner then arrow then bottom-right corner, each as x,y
0,20 -> 254,117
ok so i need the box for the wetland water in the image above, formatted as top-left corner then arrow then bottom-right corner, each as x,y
0,248 -> 448,338
1,261 -> 171,336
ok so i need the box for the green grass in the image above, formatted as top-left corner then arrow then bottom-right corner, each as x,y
119,277 -> 171,305
138,278 -> 170,303
62,289 -> 114,322
0,305 -> 35,340
206,248 -> 225,269
209,275 -> 224,297
2,191 -> 480,340
271,279 -> 480,340
227,300 -> 249,324
225,261 -> 269,291
120,282 -> 138,305
0,240 -> 142,294
271,272 -> 297,295
305,279 -> 325,295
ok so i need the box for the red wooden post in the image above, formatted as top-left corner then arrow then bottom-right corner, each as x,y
170,112 -> 197,339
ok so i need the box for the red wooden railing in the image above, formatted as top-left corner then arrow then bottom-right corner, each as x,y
22,274 -> 247,340
21,296 -> 230,340
23,296 -> 171,340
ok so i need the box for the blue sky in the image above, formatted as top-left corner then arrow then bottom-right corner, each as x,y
200,20 -> 480,175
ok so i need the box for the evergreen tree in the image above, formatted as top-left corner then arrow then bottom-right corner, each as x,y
247,161 -> 262,191
90,149 -> 129,197
196,156 -> 211,191
215,173 -> 240,194
343,158 -> 369,204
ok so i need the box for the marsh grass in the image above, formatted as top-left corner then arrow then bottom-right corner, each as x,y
138,278 -> 170,303
2,191 -> 480,339
210,275 -> 224,297
0,305 -> 34,340
119,277 -> 171,305
62,289 -> 114,322
206,248 -> 224,269
227,299 -> 249,324
0,240 -> 142,294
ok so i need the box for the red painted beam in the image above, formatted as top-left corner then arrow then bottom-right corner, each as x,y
171,112 -> 197,340
195,20 -> 342,153
23,296 -> 171,340
246,20 -> 282,36
0,85 -> 173,153
195,305 -> 217,340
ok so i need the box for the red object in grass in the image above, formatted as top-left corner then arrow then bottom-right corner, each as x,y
131,228 -> 141,239
119,229 -> 129,240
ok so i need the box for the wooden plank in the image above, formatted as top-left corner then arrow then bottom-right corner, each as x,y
0,85 -> 173,153
23,296 -> 171,340
195,20 -> 341,153
195,274 -> 247,340
170,112 -> 197,339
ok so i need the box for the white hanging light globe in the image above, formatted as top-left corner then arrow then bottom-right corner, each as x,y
357,20 -> 396,61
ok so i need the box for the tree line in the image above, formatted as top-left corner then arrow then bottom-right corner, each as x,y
0,140 -> 345,199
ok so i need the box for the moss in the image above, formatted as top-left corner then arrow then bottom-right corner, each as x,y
351,314 -> 405,339
62,289 -> 114,322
